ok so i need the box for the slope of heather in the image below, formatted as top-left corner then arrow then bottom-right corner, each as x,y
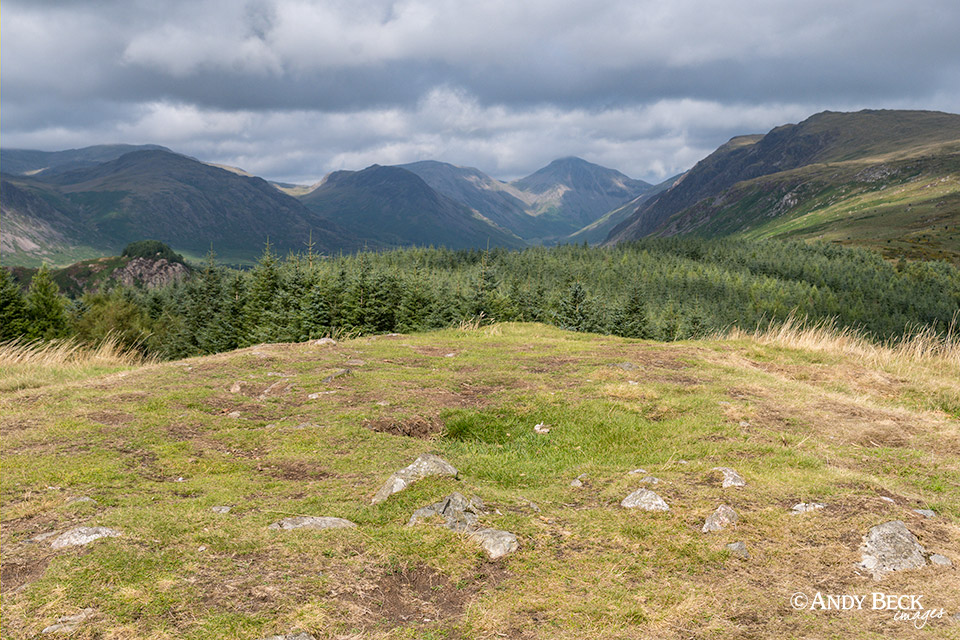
2,323 -> 958,639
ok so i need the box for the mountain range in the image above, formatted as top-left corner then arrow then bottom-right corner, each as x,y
2,109 -> 958,267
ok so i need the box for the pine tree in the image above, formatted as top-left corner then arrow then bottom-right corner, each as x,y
241,241 -> 280,345
0,269 -> 28,341
25,264 -> 70,340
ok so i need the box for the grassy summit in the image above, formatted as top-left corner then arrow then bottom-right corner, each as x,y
2,323 -> 958,638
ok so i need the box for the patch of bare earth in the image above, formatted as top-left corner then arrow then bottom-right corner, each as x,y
365,416 -> 445,439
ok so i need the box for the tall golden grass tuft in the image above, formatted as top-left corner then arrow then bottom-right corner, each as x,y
726,312 -> 960,370
0,335 -> 155,391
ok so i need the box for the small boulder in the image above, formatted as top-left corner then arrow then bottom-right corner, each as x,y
913,508 -> 937,518
372,454 -> 458,504
621,488 -> 670,511
569,473 -> 587,488
408,493 -> 483,532
726,541 -> 750,560
628,468 -> 648,475
711,467 -> 745,488
321,369 -> 350,384
268,516 -> 356,531
65,496 -> 97,506
639,476 -> 660,485
50,527 -> 121,549
470,528 -> 520,560
312,338 -> 336,346
229,381 -> 242,393
859,520 -> 927,579
703,505 -> 738,533
211,506 -> 232,514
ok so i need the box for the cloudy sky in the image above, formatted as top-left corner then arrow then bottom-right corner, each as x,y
3,0 -> 959,184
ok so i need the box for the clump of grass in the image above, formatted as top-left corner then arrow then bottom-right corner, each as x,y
728,313 -> 960,369
0,335 -> 154,391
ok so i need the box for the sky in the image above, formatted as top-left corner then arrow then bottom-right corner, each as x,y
3,0 -> 959,185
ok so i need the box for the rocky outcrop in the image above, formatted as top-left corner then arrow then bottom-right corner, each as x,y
114,257 -> 190,289
372,454 -> 458,504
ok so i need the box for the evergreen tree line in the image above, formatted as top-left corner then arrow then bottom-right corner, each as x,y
2,238 -> 958,359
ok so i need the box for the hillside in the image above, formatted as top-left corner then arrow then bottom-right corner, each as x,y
2,150 -> 356,265
608,110 -> 960,261
0,144 -> 171,177
300,164 -> 526,250
2,323 -> 958,639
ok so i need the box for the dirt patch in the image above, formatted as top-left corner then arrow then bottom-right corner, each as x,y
1,554 -> 52,593
257,459 -> 329,481
350,562 -> 508,631
83,410 -> 135,427
365,416 -> 444,439
410,346 -> 457,357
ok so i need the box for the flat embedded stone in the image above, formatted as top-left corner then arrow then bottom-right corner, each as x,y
929,553 -> 952,567
50,527 -> 121,549
470,528 -> 520,560
268,516 -> 356,531
790,502 -> 826,514
859,520 -> 927,579
726,541 -> 750,559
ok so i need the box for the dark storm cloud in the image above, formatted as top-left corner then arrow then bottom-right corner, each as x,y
3,0 -> 959,183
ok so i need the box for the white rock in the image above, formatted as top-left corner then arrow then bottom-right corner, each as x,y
929,553 -> 952,567
50,527 -> 121,549
621,488 -> 670,511
790,502 -> 826,514
534,422 -> 550,434
371,454 -> 458,504
711,467 -> 745,488
268,516 -> 356,531
312,338 -> 336,346
703,505 -> 738,532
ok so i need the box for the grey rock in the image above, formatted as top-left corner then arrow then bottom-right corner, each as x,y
470,528 -> 520,560
66,496 -> 97,506
726,541 -> 750,559
259,633 -> 317,640
612,362 -> 638,371
312,338 -> 336,346
569,473 -> 588,488
859,520 -> 927,579
408,493 -> 482,532
703,505 -> 738,533
229,381 -> 243,393
321,369 -> 350,384
621,488 -> 670,511
29,531 -> 59,543
50,527 -> 121,549
268,516 -> 356,531
790,502 -> 826,514
41,608 -> 94,634
639,476 -> 660,485
211,506 -> 232,514
372,454 -> 458,504
628,468 -> 648,475
880,496 -> 895,504
913,509 -> 937,518
711,467 -> 745,488
227,411 -> 242,418
929,553 -> 952,567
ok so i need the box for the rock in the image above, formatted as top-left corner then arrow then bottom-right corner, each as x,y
114,257 -> 189,289
227,411 -> 242,419
258,633 -> 317,640
312,338 -> 336,346
790,502 -> 826,514
929,553 -> 952,567
229,381 -> 242,393
711,467 -> 746,488
534,422 -> 550,434
628,468 -> 648,475
372,454 -> 458,504
66,496 -> 97,506
612,362 -> 638,371
321,369 -> 350,384
29,531 -> 59,543
639,476 -> 660,485
569,473 -> 587,488
211,506 -> 231,514
50,527 -> 121,549
726,541 -> 750,559
913,508 -> 937,518
880,496 -> 895,504
268,516 -> 356,531
621,488 -> 670,511
470,528 -> 520,560
408,493 -> 483,532
859,520 -> 927,579
41,608 -> 94,634
703,505 -> 738,533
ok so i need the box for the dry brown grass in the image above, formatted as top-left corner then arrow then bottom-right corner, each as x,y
726,314 -> 960,370
0,335 -> 155,392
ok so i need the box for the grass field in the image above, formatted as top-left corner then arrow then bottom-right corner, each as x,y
2,323 -> 958,639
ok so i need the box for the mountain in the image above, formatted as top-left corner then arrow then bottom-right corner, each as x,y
299,164 -> 525,250
510,157 -> 652,238
399,157 -> 652,243
565,175 -> 680,245
2,149 -> 356,265
608,110 -> 960,262
1,144 -> 172,177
